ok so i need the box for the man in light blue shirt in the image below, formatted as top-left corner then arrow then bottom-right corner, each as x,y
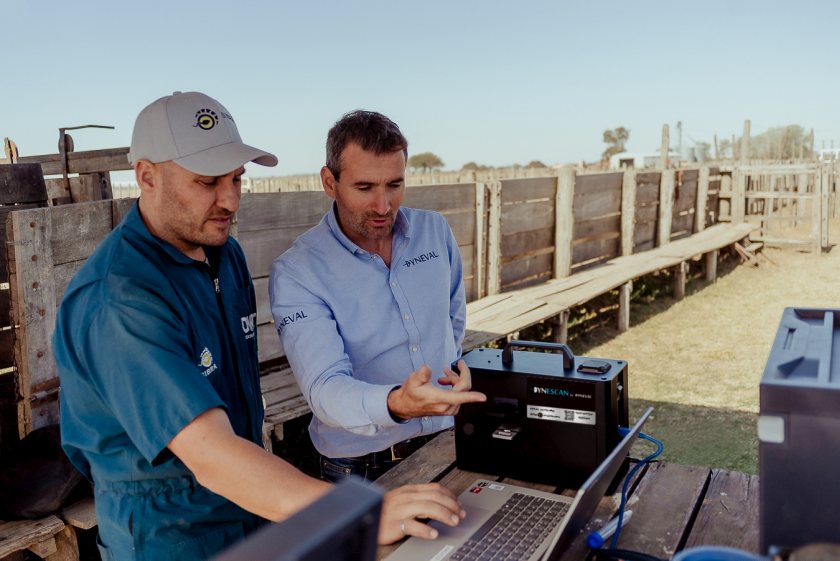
269,111 -> 486,482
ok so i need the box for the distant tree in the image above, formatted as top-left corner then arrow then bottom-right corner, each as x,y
694,142 -> 711,162
408,152 -> 444,172
526,160 -> 547,168
461,161 -> 488,171
737,124 -> 812,160
602,127 -> 630,160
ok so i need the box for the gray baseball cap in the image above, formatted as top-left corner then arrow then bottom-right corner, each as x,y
128,91 -> 277,176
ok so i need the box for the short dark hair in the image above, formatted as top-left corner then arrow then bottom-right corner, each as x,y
325,110 -> 408,180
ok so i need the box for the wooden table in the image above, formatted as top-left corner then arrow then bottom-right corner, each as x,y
375,429 -> 759,561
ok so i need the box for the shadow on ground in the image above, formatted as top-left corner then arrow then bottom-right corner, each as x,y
629,399 -> 758,474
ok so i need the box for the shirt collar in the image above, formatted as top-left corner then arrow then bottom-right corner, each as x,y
122,201 -> 205,266
325,203 -> 411,254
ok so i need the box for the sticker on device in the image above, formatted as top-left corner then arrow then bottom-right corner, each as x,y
526,405 -> 596,425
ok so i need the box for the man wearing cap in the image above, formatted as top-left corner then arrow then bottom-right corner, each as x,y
269,110 -> 486,483
53,92 -> 467,561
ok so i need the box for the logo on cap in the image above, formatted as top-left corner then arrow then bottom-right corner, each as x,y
194,108 -> 219,130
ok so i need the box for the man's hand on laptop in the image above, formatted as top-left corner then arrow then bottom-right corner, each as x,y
387,361 -> 486,419
379,483 -> 467,544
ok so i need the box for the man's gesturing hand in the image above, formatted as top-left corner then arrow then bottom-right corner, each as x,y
387,360 -> 486,420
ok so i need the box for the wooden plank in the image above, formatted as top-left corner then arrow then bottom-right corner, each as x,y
53,261 -> 85,306
0,164 -> 49,204
111,197 -> 135,225
49,200 -> 114,265
43,525 -> 79,561
404,183 -> 475,212
500,177 -> 556,204
618,463 -> 709,559
16,147 -> 131,176
0,516 -> 64,557
237,226 -> 317,279
573,214 -> 620,243
618,281 -> 631,332
673,169 -> 699,214
8,208 -> 57,436
501,199 -> 554,233
574,172 -> 623,196
501,253 -> 553,287
61,498 -> 97,530
236,192 -> 331,233
572,237 -> 620,267
684,469 -> 759,552
573,186 -> 622,222
501,229 -> 554,258
554,169 -> 574,279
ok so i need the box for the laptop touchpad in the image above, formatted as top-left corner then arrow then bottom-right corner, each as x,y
429,506 -> 493,540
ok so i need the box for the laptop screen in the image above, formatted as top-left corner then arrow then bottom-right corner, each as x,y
210,477 -> 382,561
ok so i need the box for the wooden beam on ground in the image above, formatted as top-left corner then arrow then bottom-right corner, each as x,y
43,526 -> 79,561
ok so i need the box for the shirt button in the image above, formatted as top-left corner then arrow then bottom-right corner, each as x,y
403,314 -> 410,320
412,346 -> 418,352
422,416 -> 430,422
390,281 -> 396,287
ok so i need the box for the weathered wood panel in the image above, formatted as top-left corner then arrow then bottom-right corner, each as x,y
501,229 -> 554,257
573,214 -> 621,242
620,463 -> 709,559
573,174 -> 622,222
571,236 -> 620,270
16,147 -> 131,176
404,183 -> 475,211
0,164 -> 49,204
674,169 -> 699,213
500,177 -> 555,204
501,199 -> 554,233
501,252 -> 553,288
684,469 -> 759,551
50,200 -> 114,265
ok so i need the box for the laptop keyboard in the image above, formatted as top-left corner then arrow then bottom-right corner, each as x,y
449,493 -> 570,561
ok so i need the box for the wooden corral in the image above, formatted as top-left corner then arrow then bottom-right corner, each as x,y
0,157 -> 830,560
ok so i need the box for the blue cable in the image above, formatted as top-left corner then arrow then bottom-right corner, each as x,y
607,431 -> 664,549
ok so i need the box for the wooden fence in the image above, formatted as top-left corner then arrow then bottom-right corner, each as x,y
0,160 -> 835,442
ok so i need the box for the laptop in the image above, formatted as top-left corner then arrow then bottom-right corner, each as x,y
385,407 -> 653,561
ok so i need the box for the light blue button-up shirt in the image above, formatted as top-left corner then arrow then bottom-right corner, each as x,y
269,205 -> 466,458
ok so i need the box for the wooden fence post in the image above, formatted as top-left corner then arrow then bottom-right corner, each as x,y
486,181 -> 502,295
554,168 -> 575,279
474,182 -> 487,299
8,209 -> 56,437
821,163 -> 830,251
551,168 -> 575,341
696,165 -> 710,233
657,170 -> 675,246
618,169 -> 637,332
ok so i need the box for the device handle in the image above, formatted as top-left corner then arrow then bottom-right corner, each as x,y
501,340 -> 575,370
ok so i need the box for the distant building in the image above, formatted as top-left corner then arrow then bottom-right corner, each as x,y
608,151 -> 681,170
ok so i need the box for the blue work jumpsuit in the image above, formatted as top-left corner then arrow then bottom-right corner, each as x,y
54,203 -> 266,560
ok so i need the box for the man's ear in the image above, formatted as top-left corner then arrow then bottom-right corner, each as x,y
135,160 -> 158,193
321,166 -> 339,199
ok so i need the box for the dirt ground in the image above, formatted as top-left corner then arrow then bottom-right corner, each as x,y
565,222 -> 839,474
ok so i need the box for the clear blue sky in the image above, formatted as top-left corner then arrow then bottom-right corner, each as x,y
4,1 -> 839,179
